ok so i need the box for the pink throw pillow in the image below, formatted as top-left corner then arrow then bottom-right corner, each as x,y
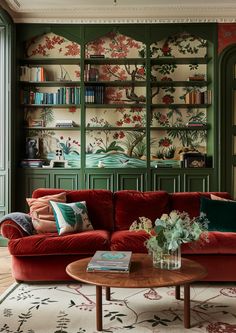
210,194 -> 234,202
26,192 -> 66,233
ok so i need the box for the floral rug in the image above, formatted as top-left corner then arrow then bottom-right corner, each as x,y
0,282 -> 236,333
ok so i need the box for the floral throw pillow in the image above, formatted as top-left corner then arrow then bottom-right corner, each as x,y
50,201 -> 93,235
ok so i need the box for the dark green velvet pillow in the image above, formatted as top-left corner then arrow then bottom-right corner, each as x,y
200,197 -> 236,232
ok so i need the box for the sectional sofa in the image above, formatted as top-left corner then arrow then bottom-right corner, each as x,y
1,188 -> 235,282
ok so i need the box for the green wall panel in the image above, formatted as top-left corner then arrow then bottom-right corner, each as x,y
116,172 -> 146,191
52,172 -> 80,190
184,173 -> 210,192
152,172 -> 181,192
85,172 -> 114,190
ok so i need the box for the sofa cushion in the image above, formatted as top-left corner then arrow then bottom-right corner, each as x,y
50,201 -> 93,235
27,192 -> 67,233
110,230 -> 149,252
170,192 -> 231,218
182,231 -> 236,254
8,230 -> 110,256
200,196 -> 236,232
32,188 -> 114,231
114,190 -> 170,231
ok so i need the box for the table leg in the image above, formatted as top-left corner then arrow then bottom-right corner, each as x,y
175,285 -> 181,300
96,285 -> 103,331
184,284 -> 190,329
105,287 -> 111,301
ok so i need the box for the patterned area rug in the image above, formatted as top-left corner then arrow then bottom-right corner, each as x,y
1,282 -> 236,333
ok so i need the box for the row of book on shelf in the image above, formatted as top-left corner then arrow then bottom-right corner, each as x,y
20,66 -> 46,82
21,87 -> 80,105
85,86 -> 105,104
185,89 -> 212,105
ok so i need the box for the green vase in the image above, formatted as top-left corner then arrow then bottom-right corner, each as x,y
152,246 -> 181,270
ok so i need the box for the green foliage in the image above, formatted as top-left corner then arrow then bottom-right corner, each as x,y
96,141 -> 124,154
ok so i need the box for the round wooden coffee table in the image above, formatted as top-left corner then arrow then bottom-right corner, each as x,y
66,253 -> 207,331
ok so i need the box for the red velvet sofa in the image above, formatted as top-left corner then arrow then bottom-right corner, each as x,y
1,188 -> 234,282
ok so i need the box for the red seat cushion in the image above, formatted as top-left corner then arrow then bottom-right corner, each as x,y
182,231 -> 236,254
110,230 -> 149,252
8,230 -> 110,256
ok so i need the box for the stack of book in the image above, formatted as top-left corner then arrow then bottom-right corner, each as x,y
21,159 -> 44,168
87,250 -> 132,273
55,120 -> 77,128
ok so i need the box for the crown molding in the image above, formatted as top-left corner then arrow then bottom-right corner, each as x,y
3,1 -> 236,23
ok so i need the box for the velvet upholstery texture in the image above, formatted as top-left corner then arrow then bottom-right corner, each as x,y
114,190 -> 170,231
169,192 -> 231,218
110,230 -> 149,253
33,188 -> 114,231
2,189 -> 236,282
8,230 -> 110,256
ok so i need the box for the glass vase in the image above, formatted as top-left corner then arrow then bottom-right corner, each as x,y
152,246 -> 181,270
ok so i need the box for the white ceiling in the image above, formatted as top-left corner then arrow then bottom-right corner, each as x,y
2,0 -> 236,23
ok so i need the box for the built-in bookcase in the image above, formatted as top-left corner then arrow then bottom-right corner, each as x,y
15,24 -> 218,209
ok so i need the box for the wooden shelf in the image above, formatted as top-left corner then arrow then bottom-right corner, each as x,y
151,126 -> 208,130
84,58 -> 146,65
85,103 -> 146,108
21,104 -> 81,108
151,57 -> 211,64
24,126 -> 80,130
86,126 -> 145,131
85,80 -> 146,87
151,81 -> 209,87
20,58 -> 81,65
20,81 -> 81,86
151,103 -> 210,108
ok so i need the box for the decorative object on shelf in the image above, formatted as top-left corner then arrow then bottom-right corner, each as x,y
129,211 -> 208,270
182,152 -> 206,168
25,137 -> 39,159
55,149 -> 64,161
97,160 -> 105,168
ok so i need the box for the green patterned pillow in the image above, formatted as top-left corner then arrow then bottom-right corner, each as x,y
50,200 -> 93,235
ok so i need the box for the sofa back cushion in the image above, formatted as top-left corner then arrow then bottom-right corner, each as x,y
169,192 -> 231,218
32,188 -> 114,231
114,190 -> 170,231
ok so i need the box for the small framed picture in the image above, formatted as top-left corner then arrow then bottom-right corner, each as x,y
26,137 -> 39,159
183,153 -> 206,168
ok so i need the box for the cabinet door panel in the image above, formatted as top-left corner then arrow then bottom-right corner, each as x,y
152,173 -> 181,193
184,173 -> 210,192
52,172 -> 79,190
85,173 -> 114,191
117,173 -> 146,191
17,173 -> 50,212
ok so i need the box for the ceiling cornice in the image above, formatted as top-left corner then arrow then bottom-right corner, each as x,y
3,1 -> 236,24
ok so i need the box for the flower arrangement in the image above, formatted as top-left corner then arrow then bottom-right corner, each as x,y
129,210 -> 209,253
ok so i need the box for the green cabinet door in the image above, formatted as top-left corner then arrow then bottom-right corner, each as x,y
16,170 -> 50,212
152,171 -> 181,193
183,172 -> 210,192
85,171 -> 114,190
116,171 -> 146,191
51,170 -> 80,190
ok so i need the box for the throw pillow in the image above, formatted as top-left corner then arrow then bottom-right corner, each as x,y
50,200 -> 93,235
26,192 -> 67,233
210,194 -> 234,202
200,196 -> 236,232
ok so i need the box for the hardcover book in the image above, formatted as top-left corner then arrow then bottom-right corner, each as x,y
87,251 -> 132,273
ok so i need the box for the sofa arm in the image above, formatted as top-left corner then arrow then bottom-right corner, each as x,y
0,220 -> 29,239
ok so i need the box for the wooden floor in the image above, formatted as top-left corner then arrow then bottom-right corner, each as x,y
0,247 -> 15,295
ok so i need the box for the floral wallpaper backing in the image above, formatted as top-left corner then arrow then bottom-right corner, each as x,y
23,31 -> 209,168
